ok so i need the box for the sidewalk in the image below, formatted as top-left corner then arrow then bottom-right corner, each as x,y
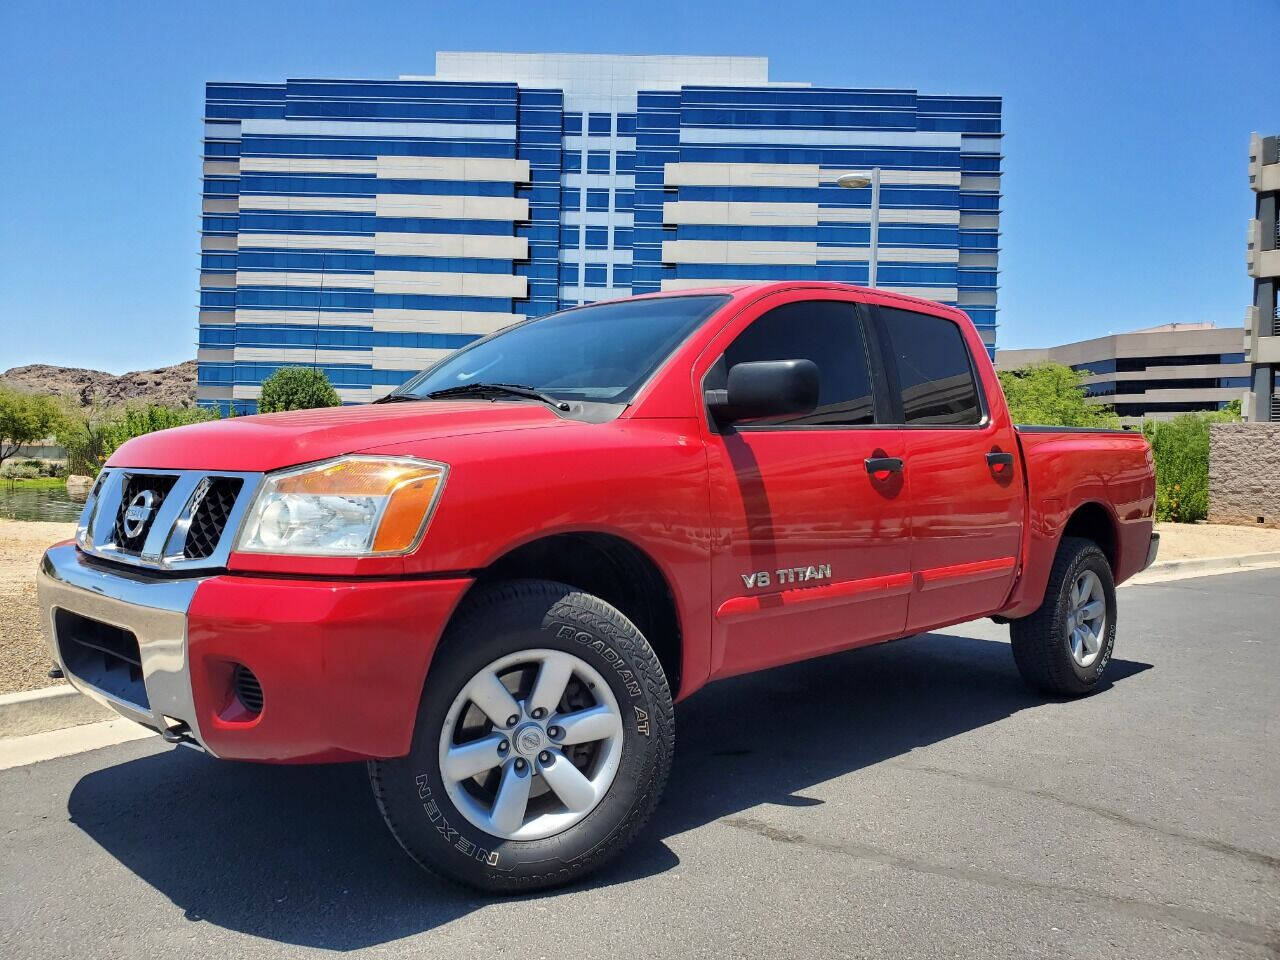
1152,521 -> 1280,562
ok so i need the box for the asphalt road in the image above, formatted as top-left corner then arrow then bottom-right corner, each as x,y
2,569 -> 1278,959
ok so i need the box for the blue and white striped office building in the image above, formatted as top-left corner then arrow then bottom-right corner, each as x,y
198,52 -> 1001,411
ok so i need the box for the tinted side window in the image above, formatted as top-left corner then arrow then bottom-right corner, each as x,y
879,308 -> 982,425
718,300 -> 875,426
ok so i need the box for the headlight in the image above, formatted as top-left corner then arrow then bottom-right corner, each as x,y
236,456 -> 447,556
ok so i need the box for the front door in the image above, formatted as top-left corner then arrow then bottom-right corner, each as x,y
700,293 -> 912,679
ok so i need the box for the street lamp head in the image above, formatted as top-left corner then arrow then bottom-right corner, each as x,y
836,174 -> 872,189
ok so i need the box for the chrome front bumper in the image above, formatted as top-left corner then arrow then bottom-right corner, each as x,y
37,542 -> 212,752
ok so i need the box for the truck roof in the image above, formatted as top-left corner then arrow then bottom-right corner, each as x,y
621,281 -> 972,323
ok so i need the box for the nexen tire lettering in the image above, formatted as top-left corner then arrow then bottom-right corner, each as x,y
415,774 -> 499,866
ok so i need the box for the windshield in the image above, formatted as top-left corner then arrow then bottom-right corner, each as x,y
396,294 -> 729,404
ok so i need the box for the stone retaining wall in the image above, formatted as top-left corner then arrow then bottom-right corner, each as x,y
1209,422 -> 1280,527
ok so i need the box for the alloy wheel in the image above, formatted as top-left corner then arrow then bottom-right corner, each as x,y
437,648 -> 624,841
1066,569 -> 1107,668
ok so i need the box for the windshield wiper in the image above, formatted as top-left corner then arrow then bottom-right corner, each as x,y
372,392 -> 425,404
425,382 -> 571,411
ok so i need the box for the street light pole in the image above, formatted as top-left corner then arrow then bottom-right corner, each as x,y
836,169 -> 881,288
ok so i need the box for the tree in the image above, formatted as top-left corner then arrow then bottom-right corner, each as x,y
257,367 -> 342,413
996,363 -> 1120,428
0,387 -> 64,468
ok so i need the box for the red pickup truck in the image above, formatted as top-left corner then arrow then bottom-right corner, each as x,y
38,282 -> 1157,891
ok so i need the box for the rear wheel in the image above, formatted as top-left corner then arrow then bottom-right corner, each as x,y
368,579 -> 674,892
1010,536 -> 1117,696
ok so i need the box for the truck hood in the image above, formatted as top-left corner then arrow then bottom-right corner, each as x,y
106,401 -> 569,472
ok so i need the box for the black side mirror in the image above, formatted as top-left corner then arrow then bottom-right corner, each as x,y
706,359 -> 820,423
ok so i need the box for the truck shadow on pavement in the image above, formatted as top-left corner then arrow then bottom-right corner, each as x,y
67,632 -> 1151,950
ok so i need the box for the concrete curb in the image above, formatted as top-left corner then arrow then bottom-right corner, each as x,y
1130,550 -> 1280,584
0,684 -> 113,739
0,717 -> 154,771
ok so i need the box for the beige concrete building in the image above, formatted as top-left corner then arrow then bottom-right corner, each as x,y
1245,132 -> 1280,421
996,323 -> 1249,424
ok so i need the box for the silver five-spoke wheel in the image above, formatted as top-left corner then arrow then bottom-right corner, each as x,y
1066,569 -> 1106,667
438,648 -> 624,841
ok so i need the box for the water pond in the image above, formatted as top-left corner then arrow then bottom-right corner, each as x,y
0,482 -> 86,523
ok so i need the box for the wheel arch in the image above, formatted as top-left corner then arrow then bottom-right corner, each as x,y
1060,500 -> 1119,570
999,496 -> 1122,621
460,532 -> 686,698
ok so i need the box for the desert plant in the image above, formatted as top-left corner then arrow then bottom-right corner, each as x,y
57,404 -> 218,475
257,367 -> 342,413
996,363 -> 1121,428
56,412 -> 114,477
1142,406 -> 1241,523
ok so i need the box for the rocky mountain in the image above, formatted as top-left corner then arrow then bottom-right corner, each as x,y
0,360 -> 198,409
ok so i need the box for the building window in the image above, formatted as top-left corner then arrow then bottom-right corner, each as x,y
616,113 -> 637,135
563,112 -> 582,135
588,112 -> 611,135
584,264 -> 608,287
561,263 -> 579,285
613,265 -> 633,288
562,187 -> 581,210
615,190 -> 634,211
563,151 -> 582,173
585,226 -> 609,249
613,227 -> 633,247
586,188 -> 610,212
616,152 -> 636,173
587,151 -> 611,174
563,225 -> 581,248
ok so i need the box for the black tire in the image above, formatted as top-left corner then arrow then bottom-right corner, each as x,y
368,579 -> 674,893
1010,536 -> 1117,696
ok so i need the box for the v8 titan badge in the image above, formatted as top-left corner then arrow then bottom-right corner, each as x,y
741,564 -> 832,589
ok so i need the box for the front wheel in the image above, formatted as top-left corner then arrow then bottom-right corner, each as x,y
368,579 -> 674,893
1010,536 -> 1117,696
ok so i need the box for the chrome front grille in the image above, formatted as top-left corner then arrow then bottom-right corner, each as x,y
110,473 -> 179,555
183,476 -> 244,560
78,467 -> 262,571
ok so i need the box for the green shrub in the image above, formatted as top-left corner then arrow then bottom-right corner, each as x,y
0,462 -> 42,480
1142,407 -> 1240,523
57,404 -> 219,476
14,458 -> 64,477
257,367 -> 341,413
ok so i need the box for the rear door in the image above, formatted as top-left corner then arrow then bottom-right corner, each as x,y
872,305 -> 1024,632
699,291 -> 912,678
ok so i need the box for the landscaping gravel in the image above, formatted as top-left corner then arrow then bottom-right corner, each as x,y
0,521 -> 73,695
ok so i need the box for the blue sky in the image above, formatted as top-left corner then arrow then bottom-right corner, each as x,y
1,0 -> 1276,373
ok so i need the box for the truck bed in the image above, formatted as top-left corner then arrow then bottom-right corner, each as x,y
1000,425 -> 1156,618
